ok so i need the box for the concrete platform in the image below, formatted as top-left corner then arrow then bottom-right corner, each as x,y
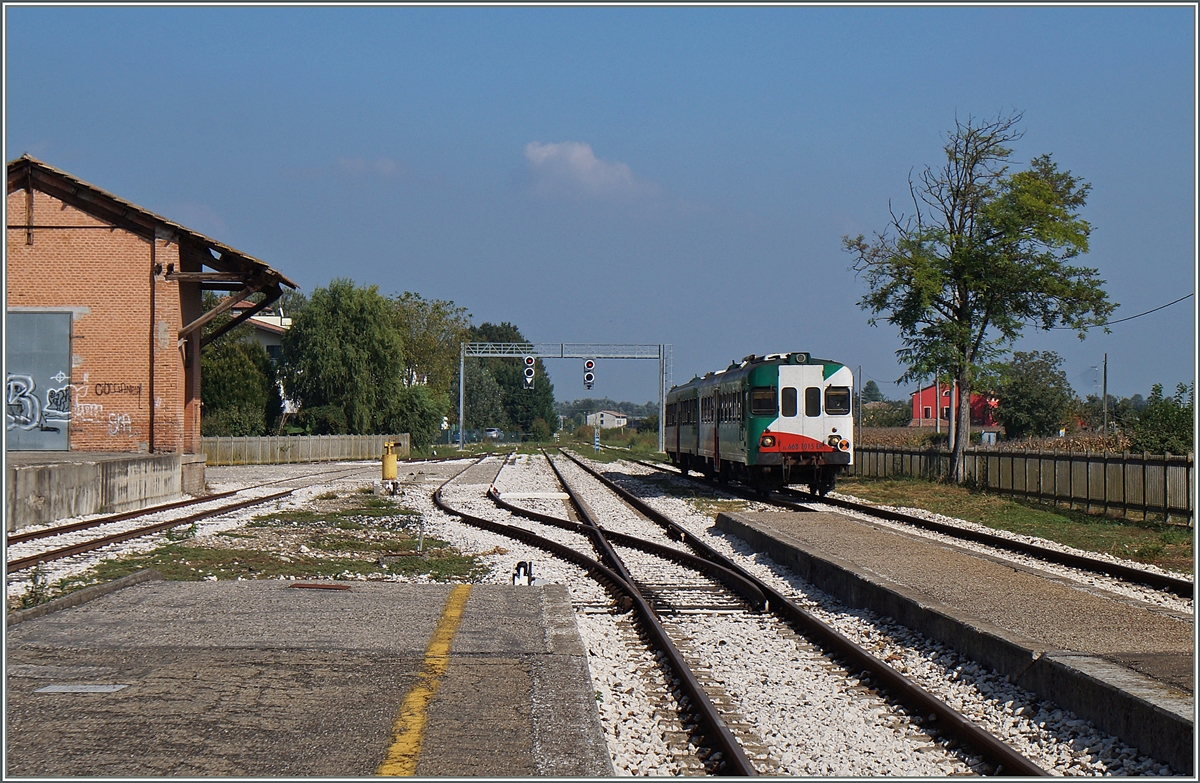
5,576 -> 612,777
716,510 -> 1195,774
5,451 -> 205,532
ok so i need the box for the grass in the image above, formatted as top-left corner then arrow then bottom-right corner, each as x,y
9,493 -> 489,612
836,475 -> 1194,574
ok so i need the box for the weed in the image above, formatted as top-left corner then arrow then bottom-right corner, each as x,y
164,521 -> 197,541
317,491 -> 340,500
19,562 -> 51,609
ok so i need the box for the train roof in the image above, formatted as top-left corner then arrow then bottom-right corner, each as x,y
668,352 -> 843,393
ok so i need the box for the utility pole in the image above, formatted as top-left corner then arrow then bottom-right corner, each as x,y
856,365 -> 862,432
1102,353 -> 1108,434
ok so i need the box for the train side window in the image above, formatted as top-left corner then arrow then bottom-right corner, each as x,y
804,387 -> 822,417
750,387 -> 777,416
781,387 -> 798,417
825,386 -> 851,415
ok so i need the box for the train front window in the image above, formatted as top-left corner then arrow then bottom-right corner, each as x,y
825,386 -> 851,415
781,387 -> 798,417
804,387 -> 821,417
750,387 -> 777,416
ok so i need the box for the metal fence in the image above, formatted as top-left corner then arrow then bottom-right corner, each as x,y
852,446 -> 1194,525
201,434 -> 410,466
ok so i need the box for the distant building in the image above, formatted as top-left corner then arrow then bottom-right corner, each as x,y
227,299 -> 292,363
909,383 -> 998,428
586,410 -> 628,429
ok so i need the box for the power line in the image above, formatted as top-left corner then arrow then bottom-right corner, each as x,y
1051,292 -> 1194,329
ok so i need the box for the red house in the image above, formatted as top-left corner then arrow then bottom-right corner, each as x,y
910,383 -> 998,428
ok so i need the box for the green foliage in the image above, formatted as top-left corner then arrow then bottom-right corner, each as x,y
390,384 -> 447,450
637,412 -> 659,433
390,291 -> 472,402
993,350 -> 1076,439
470,322 -> 556,433
1077,393 -> 1146,433
1130,383 -> 1193,454
201,337 -> 280,436
451,362 -> 509,430
844,111 -> 1115,479
280,279 -> 406,434
525,417 -> 551,442
862,400 -> 912,427
861,380 -> 886,403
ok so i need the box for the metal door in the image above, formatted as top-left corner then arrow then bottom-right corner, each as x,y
6,311 -> 72,450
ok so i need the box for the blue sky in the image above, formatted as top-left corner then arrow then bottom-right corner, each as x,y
5,5 -> 1195,406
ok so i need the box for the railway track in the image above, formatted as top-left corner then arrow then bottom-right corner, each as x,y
4,460 -> 407,573
608,451 -> 1193,600
438,451 -> 1048,775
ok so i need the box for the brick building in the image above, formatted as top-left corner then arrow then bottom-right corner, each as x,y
6,155 -> 295,492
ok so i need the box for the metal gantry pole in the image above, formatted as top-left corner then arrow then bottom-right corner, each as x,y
458,345 -> 465,451
658,344 -> 666,453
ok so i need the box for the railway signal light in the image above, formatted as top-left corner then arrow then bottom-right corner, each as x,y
583,359 -> 595,390
523,355 -> 535,390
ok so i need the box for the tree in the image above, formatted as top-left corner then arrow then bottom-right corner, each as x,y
279,279 -> 406,434
450,362 -> 509,431
861,380 -> 886,403
390,384 -> 447,451
469,322 -> 556,433
390,292 -> 472,402
992,351 -> 1076,439
201,338 -> 282,436
862,400 -> 912,428
844,111 -> 1115,481
1130,383 -> 1193,454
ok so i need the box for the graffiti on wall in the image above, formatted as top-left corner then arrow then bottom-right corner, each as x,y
6,372 -> 142,438
5,375 -> 62,433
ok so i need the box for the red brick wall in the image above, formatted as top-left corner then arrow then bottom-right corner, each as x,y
6,188 -> 198,454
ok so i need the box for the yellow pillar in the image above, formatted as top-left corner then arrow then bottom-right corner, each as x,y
382,441 -> 398,480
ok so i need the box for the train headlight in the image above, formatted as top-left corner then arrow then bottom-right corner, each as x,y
760,434 -> 776,448
827,434 -> 841,447
838,439 -> 850,452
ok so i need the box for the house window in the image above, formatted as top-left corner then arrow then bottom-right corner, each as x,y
941,406 -> 950,420
923,406 -> 932,419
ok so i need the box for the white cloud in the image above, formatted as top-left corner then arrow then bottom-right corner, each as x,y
523,141 -> 660,200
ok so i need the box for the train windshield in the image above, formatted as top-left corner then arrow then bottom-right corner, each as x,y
750,387 -> 777,416
825,386 -> 852,415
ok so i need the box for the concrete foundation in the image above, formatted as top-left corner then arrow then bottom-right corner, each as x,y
5,452 -> 205,531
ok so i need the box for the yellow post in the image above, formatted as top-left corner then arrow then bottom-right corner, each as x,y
382,441 -> 398,481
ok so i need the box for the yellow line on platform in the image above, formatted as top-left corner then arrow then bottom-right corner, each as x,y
376,583 -> 472,777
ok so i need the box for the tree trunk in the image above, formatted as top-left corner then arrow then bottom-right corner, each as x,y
949,368 -> 972,482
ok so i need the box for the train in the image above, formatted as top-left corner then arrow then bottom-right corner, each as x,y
664,352 -> 853,495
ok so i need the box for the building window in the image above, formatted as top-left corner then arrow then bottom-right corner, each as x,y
923,406 -> 932,419
942,406 -> 950,420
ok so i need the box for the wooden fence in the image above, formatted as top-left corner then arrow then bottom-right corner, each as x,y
201,434 -> 410,466
852,446 -> 1194,525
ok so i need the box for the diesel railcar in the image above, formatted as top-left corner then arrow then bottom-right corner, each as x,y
664,352 -> 853,494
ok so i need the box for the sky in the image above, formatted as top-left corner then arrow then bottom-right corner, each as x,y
4,4 -> 1196,407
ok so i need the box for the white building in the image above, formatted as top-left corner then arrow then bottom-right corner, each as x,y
586,410 -> 628,429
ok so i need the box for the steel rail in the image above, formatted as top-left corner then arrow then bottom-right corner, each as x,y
7,461 -> 392,545
7,490 -> 294,572
779,486 -> 1194,598
562,449 -> 1049,777
488,486 -> 767,610
436,455 -> 758,775
620,451 -> 1192,599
